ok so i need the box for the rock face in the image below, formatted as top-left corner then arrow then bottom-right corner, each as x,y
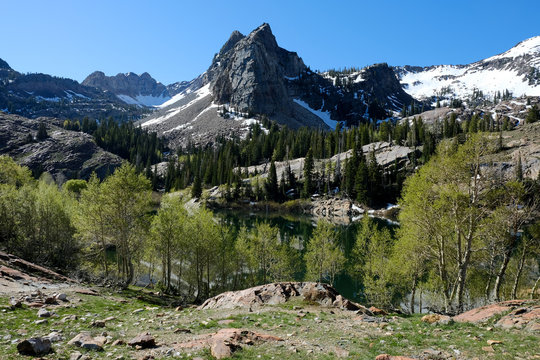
453,300 -> 539,331
0,112 -> 122,182
82,71 -> 170,107
0,58 -> 148,120
198,282 -> 372,314
141,23 -> 414,148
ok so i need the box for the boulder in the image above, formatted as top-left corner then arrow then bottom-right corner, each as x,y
375,355 -> 415,360
421,314 -> 452,325
68,332 -> 105,351
127,332 -> 155,349
177,328 -> 283,358
17,337 -> 52,356
199,282 -> 372,314
37,308 -> 51,318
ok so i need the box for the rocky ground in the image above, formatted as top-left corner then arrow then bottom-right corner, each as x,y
1,254 -> 539,359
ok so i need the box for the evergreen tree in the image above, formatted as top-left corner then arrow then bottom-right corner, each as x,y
265,160 -> 279,201
302,147 -> 314,198
525,104 -> 539,124
516,154 -> 523,182
36,122 -> 48,140
191,174 -> 202,199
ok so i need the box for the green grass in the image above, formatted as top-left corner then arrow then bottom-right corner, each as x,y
0,291 -> 538,360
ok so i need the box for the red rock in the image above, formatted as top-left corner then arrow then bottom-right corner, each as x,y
369,306 -> 388,316
375,355 -> 415,360
453,300 -> 528,323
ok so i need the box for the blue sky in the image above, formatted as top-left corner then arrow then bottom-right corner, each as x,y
2,0 -> 539,85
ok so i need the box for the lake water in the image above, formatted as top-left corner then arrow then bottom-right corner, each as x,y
213,209 -> 398,302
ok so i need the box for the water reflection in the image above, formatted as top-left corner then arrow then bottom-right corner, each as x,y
214,209 -> 398,302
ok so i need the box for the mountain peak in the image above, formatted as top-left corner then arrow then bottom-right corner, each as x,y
0,58 -> 11,70
485,35 -> 540,62
219,30 -> 245,55
248,23 -> 277,48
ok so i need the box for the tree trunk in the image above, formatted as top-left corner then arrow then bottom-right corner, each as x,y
492,250 -> 511,302
484,250 -> 495,303
511,245 -> 527,299
419,287 -> 423,313
410,275 -> 417,314
532,276 -> 540,299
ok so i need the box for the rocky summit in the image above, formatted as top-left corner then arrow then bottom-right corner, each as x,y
0,58 -> 149,121
140,23 -> 414,148
82,71 -> 171,107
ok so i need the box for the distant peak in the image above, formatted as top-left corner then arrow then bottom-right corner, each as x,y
0,58 -> 11,70
248,23 -> 277,48
219,29 -> 245,55
255,23 -> 272,33
485,35 -> 540,62
88,70 -> 105,77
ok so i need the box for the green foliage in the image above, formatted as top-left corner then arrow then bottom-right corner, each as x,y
302,148 -> 314,198
397,134 -> 537,312
265,160 -> 279,201
0,179 -> 78,271
525,104 -> 539,124
0,155 -> 33,187
191,174 -> 202,198
236,222 -> 297,286
62,179 -> 87,195
304,220 -> 345,284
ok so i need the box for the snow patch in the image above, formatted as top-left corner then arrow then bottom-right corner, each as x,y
293,99 -> 339,129
142,84 -> 212,127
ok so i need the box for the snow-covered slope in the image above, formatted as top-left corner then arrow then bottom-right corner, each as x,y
395,36 -> 540,100
140,81 -> 265,148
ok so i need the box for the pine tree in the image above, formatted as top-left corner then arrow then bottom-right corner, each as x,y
265,160 -> 279,201
192,174 -> 202,198
516,154 -> 523,182
36,122 -> 48,140
302,148 -> 314,198
525,104 -> 539,124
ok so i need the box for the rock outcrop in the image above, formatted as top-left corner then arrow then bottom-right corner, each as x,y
176,328 -> 283,359
0,112 -> 122,182
82,71 -> 170,106
198,282 -> 372,314
453,300 -> 539,331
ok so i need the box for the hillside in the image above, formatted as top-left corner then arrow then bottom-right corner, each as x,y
0,112 -> 122,182
0,58 -> 151,121
394,36 -> 540,104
